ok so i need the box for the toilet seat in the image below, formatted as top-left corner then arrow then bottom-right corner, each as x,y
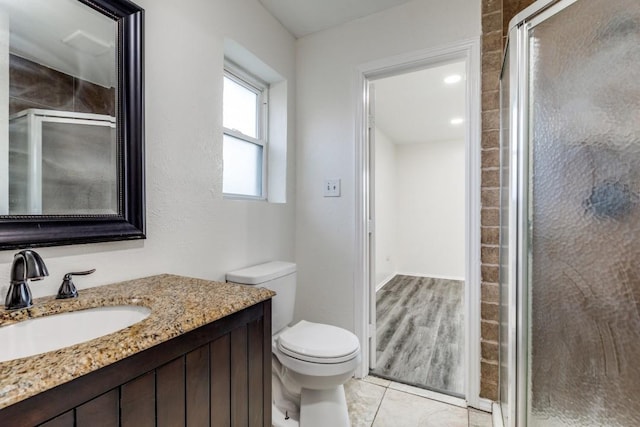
277,320 -> 360,364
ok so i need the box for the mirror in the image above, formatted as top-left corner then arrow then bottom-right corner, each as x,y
0,0 -> 144,249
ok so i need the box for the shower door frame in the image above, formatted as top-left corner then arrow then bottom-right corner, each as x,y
506,0 -> 595,426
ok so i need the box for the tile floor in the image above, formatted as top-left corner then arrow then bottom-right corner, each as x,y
344,376 -> 492,427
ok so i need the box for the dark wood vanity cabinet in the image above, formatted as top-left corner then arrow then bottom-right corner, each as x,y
0,300 -> 272,427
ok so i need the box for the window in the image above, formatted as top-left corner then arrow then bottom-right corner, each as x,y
223,64 -> 268,199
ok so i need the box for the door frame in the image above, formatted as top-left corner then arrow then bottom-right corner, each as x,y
353,37 -> 487,410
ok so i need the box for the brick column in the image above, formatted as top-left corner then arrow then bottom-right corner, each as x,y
479,0 -> 536,403
480,0 -> 503,402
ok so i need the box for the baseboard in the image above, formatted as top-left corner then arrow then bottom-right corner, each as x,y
375,272 -> 465,292
492,401 -> 505,427
375,273 -> 397,292
397,271 -> 465,281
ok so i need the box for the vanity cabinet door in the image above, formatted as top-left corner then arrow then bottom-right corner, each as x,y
157,358 -> 186,426
76,390 -> 119,426
211,334 -> 232,427
120,372 -> 155,427
231,325 -> 249,426
185,344 -> 210,426
38,411 -> 73,427
248,317 -> 268,427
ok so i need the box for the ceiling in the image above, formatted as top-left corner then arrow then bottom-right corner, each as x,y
258,0 -> 413,38
257,0 -> 466,144
374,61 -> 466,145
0,0 -> 116,88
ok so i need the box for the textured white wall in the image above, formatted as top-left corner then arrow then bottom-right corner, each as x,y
396,140 -> 465,279
295,0 -> 480,331
375,134 -> 465,284
0,0 -> 296,300
374,128 -> 397,288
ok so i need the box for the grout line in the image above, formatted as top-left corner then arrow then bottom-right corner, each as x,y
370,384 -> 389,426
362,377 -> 481,426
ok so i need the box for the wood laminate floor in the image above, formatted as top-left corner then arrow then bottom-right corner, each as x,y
371,275 -> 464,396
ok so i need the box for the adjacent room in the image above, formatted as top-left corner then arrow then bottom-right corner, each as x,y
370,62 -> 467,397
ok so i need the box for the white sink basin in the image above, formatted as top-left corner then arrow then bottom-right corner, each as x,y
0,305 -> 151,362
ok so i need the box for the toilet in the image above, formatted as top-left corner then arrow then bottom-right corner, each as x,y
227,261 -> 360,427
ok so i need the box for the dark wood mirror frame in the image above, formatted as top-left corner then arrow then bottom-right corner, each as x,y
0,0 -> 145,250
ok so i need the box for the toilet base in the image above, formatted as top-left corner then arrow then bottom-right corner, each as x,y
272,375 -> 351,427
272,403 -> 300,427
299,385 -> 351,427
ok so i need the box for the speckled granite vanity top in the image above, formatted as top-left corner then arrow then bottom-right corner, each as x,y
0,274 -> 274,409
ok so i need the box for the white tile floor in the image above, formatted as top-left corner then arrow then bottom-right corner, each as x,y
344,376 -> 493,427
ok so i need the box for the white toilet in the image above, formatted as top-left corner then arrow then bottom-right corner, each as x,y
227,261 -> 360,427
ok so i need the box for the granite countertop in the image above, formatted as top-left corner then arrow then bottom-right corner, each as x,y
0,274 -> 274,409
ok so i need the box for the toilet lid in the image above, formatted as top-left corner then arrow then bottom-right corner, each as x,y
277,320 -> 360,362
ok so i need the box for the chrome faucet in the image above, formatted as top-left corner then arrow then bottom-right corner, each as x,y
5,250 -> 49,310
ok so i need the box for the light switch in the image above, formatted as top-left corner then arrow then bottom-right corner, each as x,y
324,179 -> 341,197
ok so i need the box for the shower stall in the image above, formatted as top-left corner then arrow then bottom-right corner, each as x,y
6,109 -> 117,215
499,0 -> 640,426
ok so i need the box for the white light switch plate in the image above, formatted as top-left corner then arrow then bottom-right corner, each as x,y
324,179 -> 341,197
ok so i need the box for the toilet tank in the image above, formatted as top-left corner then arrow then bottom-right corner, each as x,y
226,261 -> 296,334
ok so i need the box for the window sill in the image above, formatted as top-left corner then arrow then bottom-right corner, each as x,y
223,193 -> 268,202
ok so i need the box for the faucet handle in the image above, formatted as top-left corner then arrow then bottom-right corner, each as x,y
67,269 -> 97,277
56,269 -> 96,300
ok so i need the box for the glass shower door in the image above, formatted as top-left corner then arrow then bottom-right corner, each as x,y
523,0 -> 640,425
8,110 -> 117,215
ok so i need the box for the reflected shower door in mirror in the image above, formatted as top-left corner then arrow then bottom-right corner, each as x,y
0,0 -> 118,216
9,110 -> 117,215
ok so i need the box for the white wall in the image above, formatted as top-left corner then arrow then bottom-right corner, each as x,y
374,133 -> 465,286
374,128 -> 397,288
295,0 -> 480,331
396,139 -> 465,279
0,0 -> 296,299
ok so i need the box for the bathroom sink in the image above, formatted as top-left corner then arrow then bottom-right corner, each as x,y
0,305 -> 151,363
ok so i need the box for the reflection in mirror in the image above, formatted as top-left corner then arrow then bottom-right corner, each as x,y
0,0 -> 118,216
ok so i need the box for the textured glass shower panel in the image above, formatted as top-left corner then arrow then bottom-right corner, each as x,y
41,122 -> 117,215
528,0 -> 640,425
8,114 -> 117,215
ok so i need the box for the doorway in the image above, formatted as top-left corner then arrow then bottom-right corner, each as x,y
354,39 -> 482,408
369,62 -> 466,396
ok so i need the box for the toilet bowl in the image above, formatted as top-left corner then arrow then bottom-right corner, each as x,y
272,321 -> 360,427
227,262 -> 360,427
275,320 -> 360,387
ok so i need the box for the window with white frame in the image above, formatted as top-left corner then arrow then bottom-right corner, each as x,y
222,63 -> 268,199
